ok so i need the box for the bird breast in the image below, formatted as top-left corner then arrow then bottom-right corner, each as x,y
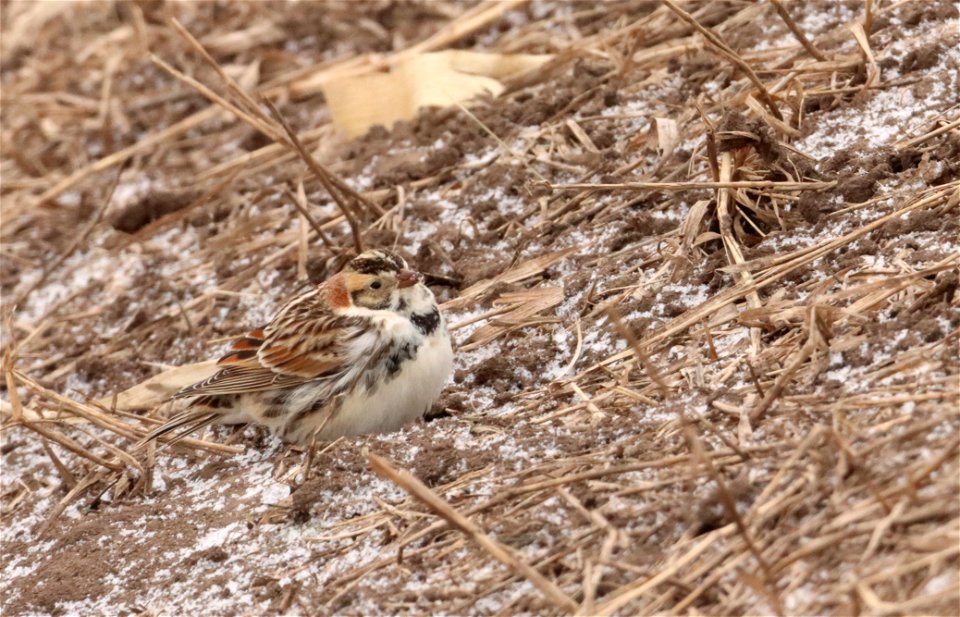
281,316 -> 453,443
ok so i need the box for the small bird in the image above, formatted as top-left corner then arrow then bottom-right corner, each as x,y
140,249 -> 454,446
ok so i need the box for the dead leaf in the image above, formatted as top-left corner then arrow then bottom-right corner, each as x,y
694,231 -> 723,246
466,286 -> 565,349
322,50 -> 552,137
655,117 -> 680,159
442,247 -> 576,312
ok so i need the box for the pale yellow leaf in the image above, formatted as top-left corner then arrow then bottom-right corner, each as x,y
322,50 -> 552,138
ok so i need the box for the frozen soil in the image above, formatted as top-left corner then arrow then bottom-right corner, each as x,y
2,1 -> 959,615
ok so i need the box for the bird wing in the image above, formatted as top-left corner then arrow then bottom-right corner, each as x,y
174,286 -> 370,399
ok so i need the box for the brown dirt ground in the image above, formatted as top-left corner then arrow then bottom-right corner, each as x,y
2,1 -> 959,615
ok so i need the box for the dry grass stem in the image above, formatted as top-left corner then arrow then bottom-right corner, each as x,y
553,180 -> 835,191
3,1 -> 957,614
662,0 -> 783,120
768,0 -> 828,61
367,452 -> 578,612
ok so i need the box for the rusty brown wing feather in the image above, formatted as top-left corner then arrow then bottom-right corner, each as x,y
174,284 -> 364,399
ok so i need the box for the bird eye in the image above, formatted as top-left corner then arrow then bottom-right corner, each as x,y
370,280 -> 382,289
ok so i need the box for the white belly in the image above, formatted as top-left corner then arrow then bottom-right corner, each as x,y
286,329 -> 453,443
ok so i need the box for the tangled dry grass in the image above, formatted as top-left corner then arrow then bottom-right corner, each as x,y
2,1 -> 959,615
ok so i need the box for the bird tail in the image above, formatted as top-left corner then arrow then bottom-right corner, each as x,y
133,405 -> 221,451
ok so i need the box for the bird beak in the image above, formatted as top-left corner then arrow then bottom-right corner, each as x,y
397,269 -> 422,288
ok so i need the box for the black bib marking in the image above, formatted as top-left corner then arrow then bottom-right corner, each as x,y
410,308 -> 440,336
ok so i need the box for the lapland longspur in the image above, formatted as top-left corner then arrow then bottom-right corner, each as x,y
141,249 -> 453,446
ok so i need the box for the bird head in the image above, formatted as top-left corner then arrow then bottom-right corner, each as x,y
337,249 -> 423,311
